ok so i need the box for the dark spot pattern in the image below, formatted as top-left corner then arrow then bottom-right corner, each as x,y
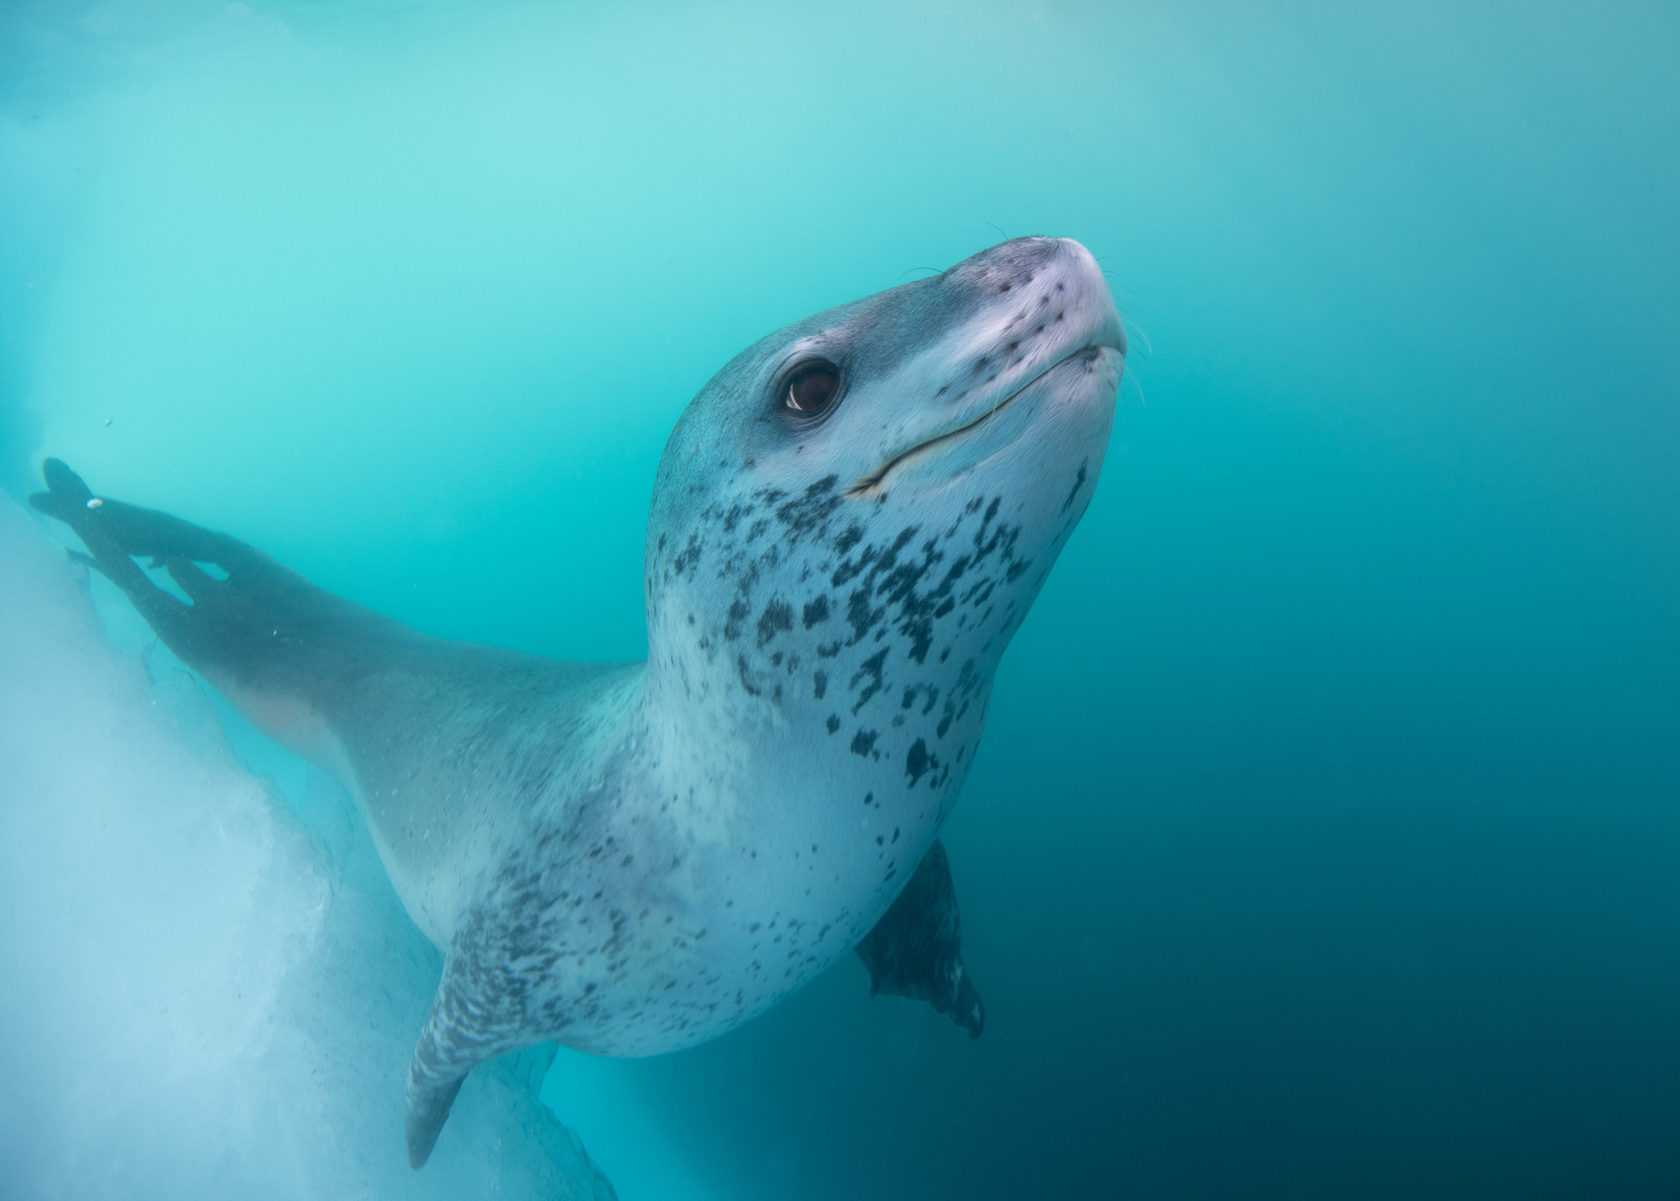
1062,460 -> 1089,514
756,599 -> 792,646
418,235 -> 1119,1080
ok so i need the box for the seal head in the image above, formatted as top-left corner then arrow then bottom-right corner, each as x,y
638,235 -> 1123,925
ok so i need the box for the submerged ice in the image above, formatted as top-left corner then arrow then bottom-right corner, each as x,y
0,499 -> 613,1200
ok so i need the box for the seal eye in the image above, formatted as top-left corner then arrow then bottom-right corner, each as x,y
782,360 -> 842,418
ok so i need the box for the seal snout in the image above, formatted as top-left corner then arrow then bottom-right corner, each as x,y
844,236 -> 1126,497
945,236 -> 1125,416
984,236 -> 1125,360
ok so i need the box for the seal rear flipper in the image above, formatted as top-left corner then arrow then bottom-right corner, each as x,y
29,457 -> 404,698
855,839 -> 986,1038
31,459 -> 203,646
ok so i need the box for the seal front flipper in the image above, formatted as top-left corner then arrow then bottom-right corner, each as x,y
405,961 -> 499,1168
855,839 -> 986,1038
405,913 -> 543,1169
405,974 -> 478,1169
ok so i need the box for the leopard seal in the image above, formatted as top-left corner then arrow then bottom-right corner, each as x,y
29,235 -> 1124,1168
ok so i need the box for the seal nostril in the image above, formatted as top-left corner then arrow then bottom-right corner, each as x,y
999,283 -> 1011,293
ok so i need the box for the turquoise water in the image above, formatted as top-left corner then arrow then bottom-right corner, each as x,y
3,2 -> 1677,1198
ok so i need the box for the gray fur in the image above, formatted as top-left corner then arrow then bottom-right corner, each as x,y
30,236 -> 1124,1168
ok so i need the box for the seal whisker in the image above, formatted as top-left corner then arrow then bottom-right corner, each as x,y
1124,366 -> 1150,409
1122,315 -> 1153,359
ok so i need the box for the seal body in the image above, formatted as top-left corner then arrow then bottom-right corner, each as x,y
31,236 -> 1124,1167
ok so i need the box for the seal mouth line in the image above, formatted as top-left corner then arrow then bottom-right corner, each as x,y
845,344 -> 1112,498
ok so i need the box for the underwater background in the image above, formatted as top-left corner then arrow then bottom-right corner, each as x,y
2,2 -> 1677,1198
